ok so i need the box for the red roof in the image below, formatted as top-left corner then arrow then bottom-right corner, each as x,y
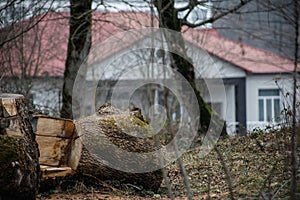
0,11 -> 297,77
0,12 -> 157,77
184,28 -> 297,74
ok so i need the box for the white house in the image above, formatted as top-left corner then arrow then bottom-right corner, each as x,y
0,12 -> 298,134
185,28 -> 298,133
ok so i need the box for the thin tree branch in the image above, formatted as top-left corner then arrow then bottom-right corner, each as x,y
0,0 -> 54,48
214,145 -> 235,200
181,0 -> 253,28
175,0 -> 207,12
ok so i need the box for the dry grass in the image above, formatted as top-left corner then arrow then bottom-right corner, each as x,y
38,128 -> 299,199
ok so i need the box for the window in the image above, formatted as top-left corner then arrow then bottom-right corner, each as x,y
258,89 -> 281,122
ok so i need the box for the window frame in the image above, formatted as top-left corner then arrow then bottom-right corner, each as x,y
258,89 -> 281,123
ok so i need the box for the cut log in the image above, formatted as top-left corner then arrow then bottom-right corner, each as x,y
75,104 -> 163,191
35,104 -> 163,192
0,93 -> 40,200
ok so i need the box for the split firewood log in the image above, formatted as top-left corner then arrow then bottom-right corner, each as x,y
0,94 -> 40,200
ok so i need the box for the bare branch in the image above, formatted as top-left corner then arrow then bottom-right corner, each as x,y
182,0 -> 253,28
0,0 -> 55,48
214,145 -> 235,200
175,0 -> 207,12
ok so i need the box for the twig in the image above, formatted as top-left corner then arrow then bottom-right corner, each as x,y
172,133 -> 193,200
256,161 -> 277,199
273,180 -> 289,198
207,169 -> 212,200
81,173 -> 125,195
124,183 -> 142,191
214,145 -> 235,200
177,156 -> 193,200
154,135 -> 174,200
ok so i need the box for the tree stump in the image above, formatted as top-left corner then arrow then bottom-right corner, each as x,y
0,94 -> 40,200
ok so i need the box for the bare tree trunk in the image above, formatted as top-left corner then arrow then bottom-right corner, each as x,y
0,94 -> 40,200
61,0 -> 92,119
153,0 -> 226,135
290,0 -> 299,198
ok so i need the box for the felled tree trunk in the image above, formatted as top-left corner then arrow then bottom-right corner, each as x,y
74,104 -> 163,191
37,104 -> 163,192
0,94 -> 40,200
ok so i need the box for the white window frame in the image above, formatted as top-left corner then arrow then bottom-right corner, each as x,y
258,89 -> 281,123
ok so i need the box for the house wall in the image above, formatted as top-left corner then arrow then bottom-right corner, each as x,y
87,32 -> 247,81
246,73 -> 293,131
186,41 -> 246,79
85,36 -> 247,135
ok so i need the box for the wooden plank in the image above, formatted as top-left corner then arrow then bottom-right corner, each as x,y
40,165 -> 74,179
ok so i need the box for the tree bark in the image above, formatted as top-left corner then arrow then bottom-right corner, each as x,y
61,0 -> 92,119
0,93 -> 40,200
74,104 -> 163,191
290,0 -> 299,198
74,146 -> 163,191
